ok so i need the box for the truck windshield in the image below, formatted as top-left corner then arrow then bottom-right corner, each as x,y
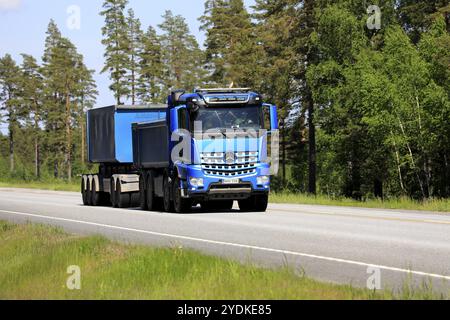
190,106 -> 263,132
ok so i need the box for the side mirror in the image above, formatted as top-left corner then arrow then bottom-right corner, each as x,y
270,105 -> 278,130
263,104 -> 278,132
169,108 -> 179,133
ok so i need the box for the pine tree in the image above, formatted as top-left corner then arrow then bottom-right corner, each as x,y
0,54 -> 22,173
200,0 -> 262,87
126,8 -> 143,105
101,0 -> 129,105
253,0 -> 299,186
137,26 -> 164,104
159,10 -> 205,92
41,20 -> 96,181
397,0 -> 449,43
19,54 -> 44,177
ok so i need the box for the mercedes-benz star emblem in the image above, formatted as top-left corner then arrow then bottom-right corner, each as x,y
225,152 -> 235,165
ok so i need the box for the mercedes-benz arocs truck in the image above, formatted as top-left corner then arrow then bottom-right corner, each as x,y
81,88 -> 278,213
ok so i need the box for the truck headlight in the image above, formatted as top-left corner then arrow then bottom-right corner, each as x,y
190,177 -> 204,187
257,176 -> 270,185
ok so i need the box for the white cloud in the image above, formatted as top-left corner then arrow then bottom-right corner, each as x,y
0,0 -> 22,11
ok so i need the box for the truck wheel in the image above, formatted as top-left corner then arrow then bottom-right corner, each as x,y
173,176 -> 191,213
81,177 -> 89,206
253,194 -> 269,212
116,180 -> 130,208
91,178 -> 100,206
163,173 -> 174,213
86,177 -> 92,206
146,171 -> 157,211
110,179 -> 117,208
238,197 -> 254,212
139,174 -> 147,210
239,195 -> 269,212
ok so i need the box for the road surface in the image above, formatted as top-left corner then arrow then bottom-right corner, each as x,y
0,188 -> 449,295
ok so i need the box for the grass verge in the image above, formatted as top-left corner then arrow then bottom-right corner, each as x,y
0,180 -> 80,192
270,193 -> 450,213
0,221 -> 442,300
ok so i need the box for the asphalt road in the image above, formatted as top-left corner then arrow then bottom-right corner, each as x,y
0,188 -> 449,295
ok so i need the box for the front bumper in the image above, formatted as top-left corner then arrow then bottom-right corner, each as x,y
179,163 -> 270,201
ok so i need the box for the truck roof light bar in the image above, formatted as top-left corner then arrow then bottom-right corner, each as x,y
195,88 -> 252,94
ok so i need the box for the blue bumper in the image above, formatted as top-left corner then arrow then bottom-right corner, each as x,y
177,163 -> 270,200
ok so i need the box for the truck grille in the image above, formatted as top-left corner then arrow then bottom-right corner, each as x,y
201,152 -> 258,177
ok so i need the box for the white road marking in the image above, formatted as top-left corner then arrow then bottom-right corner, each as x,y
1,208 -> 450,281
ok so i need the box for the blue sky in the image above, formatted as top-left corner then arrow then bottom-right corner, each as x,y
0,0 -> 255,111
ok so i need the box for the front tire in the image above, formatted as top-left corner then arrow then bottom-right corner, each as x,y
173,176 -> 191,213
238,194 -> 268,212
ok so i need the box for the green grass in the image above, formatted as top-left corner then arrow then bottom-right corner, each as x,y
0,180 -> 80,192
270,193 -> 450,213
1,220 -> 442,300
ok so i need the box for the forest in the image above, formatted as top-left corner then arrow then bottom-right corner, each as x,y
0,0 -> 449,201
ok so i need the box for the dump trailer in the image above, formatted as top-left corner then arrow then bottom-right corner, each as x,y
81,88 -> 278,213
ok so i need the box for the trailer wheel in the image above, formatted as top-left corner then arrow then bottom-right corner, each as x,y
146,171 -> 157,211
91,178 -> 100,206
139,174 -> 147,210
173,176 -> 191,213
81,176 -> 89,206
110,179 -> 117,208
116,180 -> 130,208
86,177 -> 92,206
163,173 -> 174,213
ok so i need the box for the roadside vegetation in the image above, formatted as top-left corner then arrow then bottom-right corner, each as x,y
270,193 -> 450,213
0,221 -> 442,300
0,179 -> 79,192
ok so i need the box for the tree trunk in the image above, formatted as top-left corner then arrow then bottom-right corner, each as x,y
281,118 -> 286,187
34,105 -> 40,178
391,131 -> 406,194
374,179 -> 383,199
35,138 -> 40,178
9,122 -> 14,173
397,116 -> 425,198
65,92 -> 72,182
307,89 -> 316,195
131,54 -> 136,105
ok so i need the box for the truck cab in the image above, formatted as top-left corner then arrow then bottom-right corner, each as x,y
164,88 -> 278,212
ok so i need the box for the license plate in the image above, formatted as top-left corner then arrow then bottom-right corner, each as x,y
223,178 -> 240,185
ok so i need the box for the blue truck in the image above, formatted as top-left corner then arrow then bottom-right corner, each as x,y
81,88 -> 278,213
